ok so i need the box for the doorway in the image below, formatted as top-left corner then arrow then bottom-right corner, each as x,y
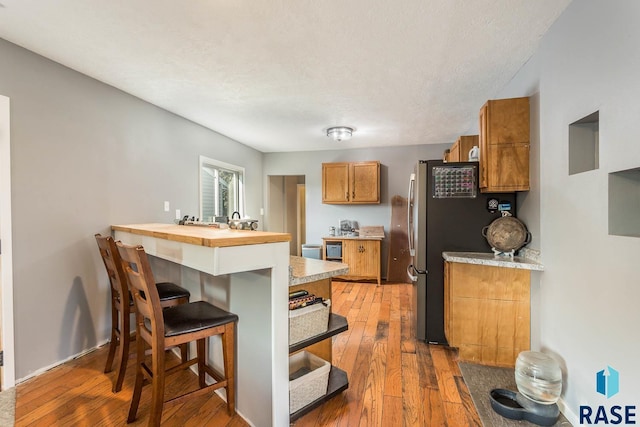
266,176 -> 306,256
0,95 -> 14,389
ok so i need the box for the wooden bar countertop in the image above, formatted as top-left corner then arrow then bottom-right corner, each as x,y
112,223 -> 291,248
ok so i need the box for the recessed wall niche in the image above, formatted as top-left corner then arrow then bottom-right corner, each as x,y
609,167 -> 640,237
569,111 -> 599,175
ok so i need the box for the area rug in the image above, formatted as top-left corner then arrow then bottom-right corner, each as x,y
0,387 -> 15,427
458,362 -> 571,427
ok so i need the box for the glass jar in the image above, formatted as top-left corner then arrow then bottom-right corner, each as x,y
515,351 -> 562,404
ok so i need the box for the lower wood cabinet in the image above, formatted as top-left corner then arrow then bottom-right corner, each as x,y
444,261 -> 530,367
322,237 -> 381,285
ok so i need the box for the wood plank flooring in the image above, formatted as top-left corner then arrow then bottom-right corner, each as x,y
15,281 -> 481,426
292,281 -> 482,427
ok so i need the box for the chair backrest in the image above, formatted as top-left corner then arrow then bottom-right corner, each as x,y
115,242 -> 165,346
95,234 -> 129,310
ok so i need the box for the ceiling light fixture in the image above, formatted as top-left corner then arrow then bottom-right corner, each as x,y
327,126 -> 353,142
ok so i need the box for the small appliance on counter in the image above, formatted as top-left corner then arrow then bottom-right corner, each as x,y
338,219 -> 358,236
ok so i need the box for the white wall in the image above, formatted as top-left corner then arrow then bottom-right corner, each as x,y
496,0 -> 640,421
263,144 -> 450,277
0,38 -> 264,380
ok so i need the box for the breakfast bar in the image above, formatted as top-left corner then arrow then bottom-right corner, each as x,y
112,223 -> 291,427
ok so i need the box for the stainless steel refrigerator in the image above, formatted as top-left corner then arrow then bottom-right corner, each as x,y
407,160 -> 516,344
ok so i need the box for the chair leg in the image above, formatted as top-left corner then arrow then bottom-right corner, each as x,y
179,343 -> 189,364
222,322 -> 236,415
104,302 -> 119,374
127,334 -> 146,423
148,343 -> 166,427
113,307 -> 130,393
197,338 -> 206,388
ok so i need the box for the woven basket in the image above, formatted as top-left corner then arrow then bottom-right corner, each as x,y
289,351 -> 331,414
289,300 -> 331,345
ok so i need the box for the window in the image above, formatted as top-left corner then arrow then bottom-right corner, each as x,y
199,156 -> 244,221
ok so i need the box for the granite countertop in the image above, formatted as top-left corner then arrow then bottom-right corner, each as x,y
112,223 -> 290,247
442,251 -> 544,271
289,256 -> 349,286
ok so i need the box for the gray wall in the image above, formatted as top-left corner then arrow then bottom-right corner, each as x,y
491,0 -> 640,421
263,144 -> 450,278
0,38 -> 264,380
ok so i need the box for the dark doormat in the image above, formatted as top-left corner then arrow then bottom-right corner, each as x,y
458,362 -> 573,427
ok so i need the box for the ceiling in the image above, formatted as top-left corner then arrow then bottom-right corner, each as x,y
0,0 -> 572,153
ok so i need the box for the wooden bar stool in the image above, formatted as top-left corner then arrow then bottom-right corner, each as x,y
116,241 -> 237,427
95,234 -> 191,393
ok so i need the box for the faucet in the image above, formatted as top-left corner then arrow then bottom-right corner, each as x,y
231,211 -> 241,219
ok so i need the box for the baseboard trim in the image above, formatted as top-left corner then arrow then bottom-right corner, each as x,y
16,339 -> 109,385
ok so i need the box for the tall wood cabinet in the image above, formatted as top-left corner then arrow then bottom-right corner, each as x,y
478,97 -> 530,192
322,161 -> 380,204
322,237 -> 381,285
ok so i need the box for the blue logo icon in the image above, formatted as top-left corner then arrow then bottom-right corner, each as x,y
596,366 -> 619,398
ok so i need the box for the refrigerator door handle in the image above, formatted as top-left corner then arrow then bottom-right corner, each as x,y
407,264 -> 427,282
408,173 -> 416,257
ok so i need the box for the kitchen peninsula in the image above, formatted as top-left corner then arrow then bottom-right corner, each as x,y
112,223 -> 291,427
111,223 -> 352,426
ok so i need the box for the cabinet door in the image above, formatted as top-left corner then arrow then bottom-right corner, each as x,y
343,240 -> 379,277
322,163 -> 350,203
479,105 -> 489,189
350,162 -> 380,203
479,97 -> 530,192
448,262 -> 530,367
444,261 -> 451,343
458,135 -> 479,162
485,98 -> 529,145
484,143 -> 530,192
448,140 -> 460,162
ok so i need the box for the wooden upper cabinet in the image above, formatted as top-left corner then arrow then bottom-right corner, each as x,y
479,97 -> 530,192
322,162 -> 350,203
351,162 -> 380,203
448,135 -> 479,163
322,161 -> 380,204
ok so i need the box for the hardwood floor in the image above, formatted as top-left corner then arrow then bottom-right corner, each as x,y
15,281 -> 481,426
14,336 -> 249,426
292,281 -> 482,427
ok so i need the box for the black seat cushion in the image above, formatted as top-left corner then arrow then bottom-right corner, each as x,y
155,282 -> 191,301
136,282 -> 190,305
162,301 -> 238,337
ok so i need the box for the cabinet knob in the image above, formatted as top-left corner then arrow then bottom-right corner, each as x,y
346,192 -> 349,201
352,191 -> 355,199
